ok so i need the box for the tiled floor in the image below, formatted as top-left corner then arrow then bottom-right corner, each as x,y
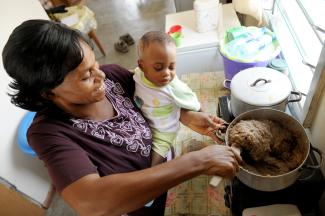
87,0 -> 175,70
46,1 -> 175,215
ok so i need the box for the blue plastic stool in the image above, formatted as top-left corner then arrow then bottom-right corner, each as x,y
17,111 -> 37,157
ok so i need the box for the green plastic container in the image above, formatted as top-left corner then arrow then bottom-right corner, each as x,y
268,58 -> 289,76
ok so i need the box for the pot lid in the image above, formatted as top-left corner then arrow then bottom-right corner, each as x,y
230,67 -> 292,106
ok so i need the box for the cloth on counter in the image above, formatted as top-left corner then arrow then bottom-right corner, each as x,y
164,72 -> 231,216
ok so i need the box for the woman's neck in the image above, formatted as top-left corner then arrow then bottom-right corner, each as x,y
58,98 -> 116,121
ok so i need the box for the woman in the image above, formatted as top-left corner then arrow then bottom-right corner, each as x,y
2,20 -> 241,216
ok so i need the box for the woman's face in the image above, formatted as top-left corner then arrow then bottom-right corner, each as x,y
50,41 -> 106,109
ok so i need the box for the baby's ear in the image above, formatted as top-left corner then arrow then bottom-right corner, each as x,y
138,59 -> 144,69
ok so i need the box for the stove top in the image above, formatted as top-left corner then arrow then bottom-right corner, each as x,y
217,95 -> 233,123
217,96 -> 325,216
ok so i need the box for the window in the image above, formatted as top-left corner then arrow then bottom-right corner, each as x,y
263,0 -> 325,127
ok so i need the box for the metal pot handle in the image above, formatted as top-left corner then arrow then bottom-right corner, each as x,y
250,78 -> 271,87
288,91 -> 302,103
304,145 -> 323,169
215,122 -> 229,142
297,145 -> 323,181
223,79 -> 231,89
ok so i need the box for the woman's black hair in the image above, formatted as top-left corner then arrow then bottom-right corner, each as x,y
2,19 -> 92,111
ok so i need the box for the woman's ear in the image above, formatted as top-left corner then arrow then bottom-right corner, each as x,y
41,91 -> 55,100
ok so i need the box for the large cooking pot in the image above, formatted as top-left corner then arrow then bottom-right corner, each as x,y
226,67 -> 302,117
224,108 -> 322,191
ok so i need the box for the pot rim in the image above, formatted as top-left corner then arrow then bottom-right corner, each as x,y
226,108 -> 310,178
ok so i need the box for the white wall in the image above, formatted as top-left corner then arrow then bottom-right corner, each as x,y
0,0 -> 51,204
310,90 -> 325,174
309,47 -> 325,174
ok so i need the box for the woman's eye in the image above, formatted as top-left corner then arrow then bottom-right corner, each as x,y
81,76 -> 90,81
82,72 -> 91,80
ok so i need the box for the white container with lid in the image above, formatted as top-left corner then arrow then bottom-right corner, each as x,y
194,0 -> 219,33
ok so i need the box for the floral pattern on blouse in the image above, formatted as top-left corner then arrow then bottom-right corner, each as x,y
71,78 -> 152,157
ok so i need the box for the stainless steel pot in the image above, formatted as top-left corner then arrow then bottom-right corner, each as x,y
224,108 -> 322,191
226,67 -> 302,117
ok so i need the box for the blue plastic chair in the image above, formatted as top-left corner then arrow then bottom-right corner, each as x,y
17,111 -> 57,208
17,111 -> 37,157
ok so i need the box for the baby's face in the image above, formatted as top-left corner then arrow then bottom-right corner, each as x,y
139,42 -> 176,87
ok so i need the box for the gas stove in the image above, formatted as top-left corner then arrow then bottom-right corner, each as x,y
217,96 -> 325,216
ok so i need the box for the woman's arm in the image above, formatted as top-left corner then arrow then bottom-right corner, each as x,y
61,144 -> 241,216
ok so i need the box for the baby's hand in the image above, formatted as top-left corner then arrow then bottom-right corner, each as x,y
205,115 -> 229,143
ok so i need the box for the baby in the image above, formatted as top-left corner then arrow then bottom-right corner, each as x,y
133,31 -> 201,166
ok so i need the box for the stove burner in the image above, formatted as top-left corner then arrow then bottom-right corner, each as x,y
224,152 -> 325,216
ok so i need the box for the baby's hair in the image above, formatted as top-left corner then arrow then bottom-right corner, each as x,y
138,31 -> 175,58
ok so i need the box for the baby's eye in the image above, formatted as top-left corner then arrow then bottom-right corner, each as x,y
153,64 -> 163,71
169,65 -> 175,70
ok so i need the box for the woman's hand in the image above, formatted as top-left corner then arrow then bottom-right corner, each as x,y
180,109 -> 227,142
194,144 -> 242,178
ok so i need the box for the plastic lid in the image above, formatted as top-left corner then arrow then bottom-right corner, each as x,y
269,58 -> 288,70
230,67 -> 292,106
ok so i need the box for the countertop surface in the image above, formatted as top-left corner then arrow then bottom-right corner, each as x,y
165,71 -> 231,216
165,3 -> 240,52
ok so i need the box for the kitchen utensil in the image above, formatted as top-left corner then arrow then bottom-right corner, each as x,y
209,146 -> 241,187
225,108 -> 322,191
228,67 -> 302,117
170,32 -> 182,47
210,124 -> 241,187
168,25 -> 182,35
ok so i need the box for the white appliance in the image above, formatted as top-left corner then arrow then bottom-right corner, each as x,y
166,3 -> 241,75
243,204 -> 302,216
